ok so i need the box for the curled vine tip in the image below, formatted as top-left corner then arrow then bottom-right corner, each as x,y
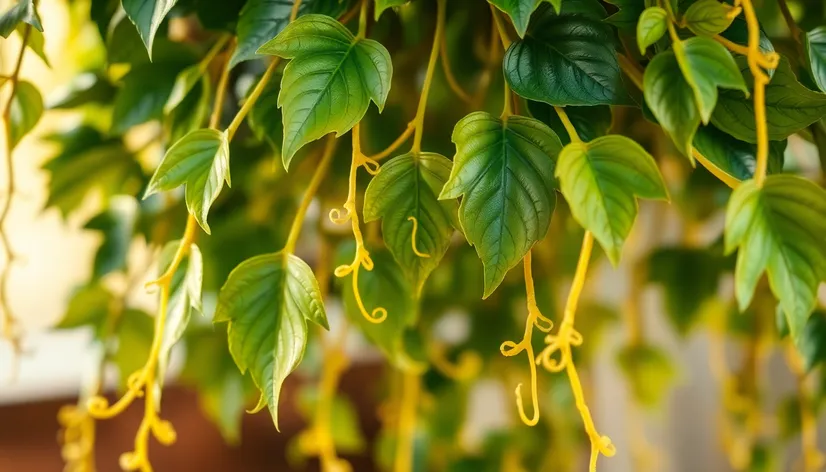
514,382 -> 540,426
407,216 -> 430,258
358,155 -> 381,175
151,418 -> 178,445
329,207 -> 351,225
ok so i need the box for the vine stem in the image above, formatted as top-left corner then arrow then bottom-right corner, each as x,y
394,371 -> 421,472
499,250 -> 554,426
225,59 -> 281,141
616,53 -> 742,189
553,106 -> 581,143
0,18 -> 33,374
284,135 -> 338,254
208,38 -> 236,129
438,28 -> 472,103
410,0 -> 446,154
357,0 -> 369,38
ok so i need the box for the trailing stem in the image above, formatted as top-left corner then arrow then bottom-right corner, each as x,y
500,250 -> 554,426
394,371 -> 421,472
0,20 -> 33,375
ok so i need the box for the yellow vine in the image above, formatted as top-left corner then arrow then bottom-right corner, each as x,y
0,11 -> 35,376
394,371 -> 421,472
331,123 -> 387,324
500,250 -> 554,426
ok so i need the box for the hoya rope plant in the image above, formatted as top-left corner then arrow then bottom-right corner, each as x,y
2,0 -> 826,470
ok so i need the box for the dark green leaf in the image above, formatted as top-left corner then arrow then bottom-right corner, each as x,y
166,75 -> 211,143
644,50 -> 701,157
637,6 -> 667,54
9,81 -> 42,149
488,0 -> 553,38
439,112 -> 561,297
804,26 -> 826,93
230,0 -> 349,68
248,72 -> 283,153
364,152 -> 457,295
144,129 -> 231,234
712,59 -> 826,143
556,135 -> 668,265
122,0 -> 178,56
84,196 -> 138,279
259,14 -> 393,167
214,251 -> 328,429
797,310 -> 826,372
0,0 -> 41,38
527,101 -> 612,145
692,124 -> 785,182
375,0 -> 408,20
725,175 -> 826,342
48,72 -> 117,109
503,1 -> 630,106
111,65 -> 179,135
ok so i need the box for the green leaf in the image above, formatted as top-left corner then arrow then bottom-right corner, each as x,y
19,25 -> 48,66
166,75 -> 211,144
113,309 -> 154,391
111,64 -> 178,135
556,135 -> 668,265
84,196 -> 138,279
55,283 -> 113,336
296,388 -> 366,452
644,50 -> 701,158
156,240 -> 203,401
180,328 -> 248,444
797,310 -> 826,372
804,26 -> 826,93
692,125 -> 785,182
617,344 -> 676,407
42,127 -> 143,218
164,64 -> 204,114
144,129 -> 231,234
363,152 -> 458,295
0,0 -> 42,38
122,0 -> 177,56
248,72 -> 283,153
637,7 -> 667,54
604,0 -> 645,31
683,0 -> 736,37
488,0 -> 549,38
375,0 -> 408,20
258,14 -> 393,168
439,112 -> 561,297
675,37 -> 747,123
503,1 -> 630,106
338,244 -> 424,371
230,0 -> 348,68
527,101 -> 612,145
48,72 -> 117,109
9,81 -> 42,149
214,251 -> 328,429
712,58 -> 826,143
725,175 -> 826,343
647,247 -> 725,335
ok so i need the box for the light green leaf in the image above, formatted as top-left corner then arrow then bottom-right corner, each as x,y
338,244 -> 424,371
725,175 -> 826,342
165,64 -> 204,113
113,309 -> 154,392
712,58 -> 826,142
55,283 -> 113,336
19,25 -> 49,66
144,129 -> 231,234
556,135 -> 668,265
364,152 -> 457,295
214,251 -> 328,430
111,65 -> 178,135
258,14 -> 393,168
230,0 -> 348,68
637,7 -> 667,54
488,0 -> 551,38
439,112 -> 561,297
503,1 -> 630,106
9,81 -> 42,149
683,0 -> 736,37
804,26 -> 826,93
122,0 -> 177,56
83,196 -> 138,279
617,344 -> 676,407
644,50 -> 701,158
375,0 -> 408,20
675,37 -> 747,123
692,125 -> 786,182
155,240 -> 203,404
0,0 -> 41,38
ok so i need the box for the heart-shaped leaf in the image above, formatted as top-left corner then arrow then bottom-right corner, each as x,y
144,129 -> 231,234
364,152 -> 457,295
488,0 -> 559,38
556,135 -> 669,265
9,80 -> 43,149
683,0 -> 736,37
725,175 -> 826,343
503,1 -> 629,106
439,112 -> 561,297
644,50 -> 701,158
214,251 -> 328,429
804,26 -> 826,93
637,6 -> 667,54
712,58 -> 826,142
258,14 -> 393,168
675,37 -> 747,123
